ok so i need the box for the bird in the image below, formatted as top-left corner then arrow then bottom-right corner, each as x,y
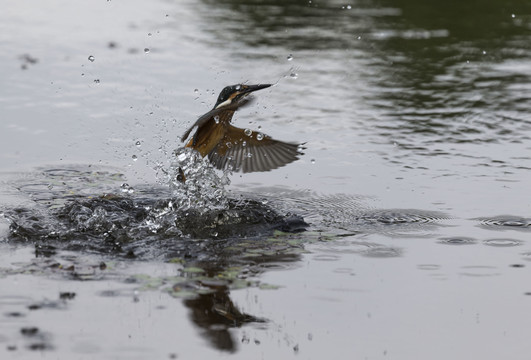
181,84 -> 303,173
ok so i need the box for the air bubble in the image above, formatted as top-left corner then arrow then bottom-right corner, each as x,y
214,115 -> 220,124
256,133 -> 264,141
311,159 -> 316,164
144,48 -> 150,53
88,55 -> 95,62
93,79 -> 100,84
287,54 -> 293,61
132,155 -> 138,161
135,141 -> 141,147
289,72 -> 298,79
244,128 -> 252,136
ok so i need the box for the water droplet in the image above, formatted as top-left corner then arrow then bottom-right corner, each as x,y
242,141 -> 247,147
93,79 -> 100,84
244,128 -> 252,136
194,88 -> 199,94
144,48 -> 150,53
511,13 -> 516,18
147,32 -> 152,36
357,36 -> 362,40
132,154 -> 138,161
88,55 -> 95,62
135,141 -> 141,147
246,152 -> 252,158
289,72 -> 298,79
311,159 -> 316,164
287,54 -> 293,61
214,115 -> 220,124
81,73 -> 84,76
482,50 -> 487,55
256,133 -> 264,141
120,183 -> 134,194
346,5 -> 352,9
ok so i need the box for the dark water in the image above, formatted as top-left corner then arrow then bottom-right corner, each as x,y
2,0 -> 531,359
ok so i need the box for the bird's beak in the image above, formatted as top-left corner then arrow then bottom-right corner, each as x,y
241,83 -> 272,94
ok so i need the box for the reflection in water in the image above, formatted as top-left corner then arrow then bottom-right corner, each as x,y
184,285 -> 264,352
0,166 -> 451,351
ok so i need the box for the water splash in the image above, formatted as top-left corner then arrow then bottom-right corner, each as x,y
163,147 -> 230,212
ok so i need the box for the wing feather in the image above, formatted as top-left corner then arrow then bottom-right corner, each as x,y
208,125 -> 303,173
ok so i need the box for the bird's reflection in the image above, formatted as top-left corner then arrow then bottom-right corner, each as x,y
183,283 -> 265,352
180,253 -> 302,351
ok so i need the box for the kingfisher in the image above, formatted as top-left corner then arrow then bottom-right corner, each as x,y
181,84 -> 303,173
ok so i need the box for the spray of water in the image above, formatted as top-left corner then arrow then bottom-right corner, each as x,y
160,147 -> 232,213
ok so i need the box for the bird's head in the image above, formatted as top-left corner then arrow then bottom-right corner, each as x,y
213,83 -> 271,110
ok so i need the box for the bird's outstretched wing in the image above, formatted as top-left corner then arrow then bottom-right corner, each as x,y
207,125 -> 304,173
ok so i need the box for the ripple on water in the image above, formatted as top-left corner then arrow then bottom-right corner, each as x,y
243,187 -> 447,234
417,264 -> 441,271
314,240 -> 381,255
476,215 -> 531,230
438,236 -> 477,245
362,246 -> 402,258
459,265 -> 500,277
360,210 -> 445,224
312,254 -> 341,262
521,252 -> 531,262
483,238 -> 522,247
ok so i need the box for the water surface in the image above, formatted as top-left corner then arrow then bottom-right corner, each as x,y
2,0 -> 531,359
